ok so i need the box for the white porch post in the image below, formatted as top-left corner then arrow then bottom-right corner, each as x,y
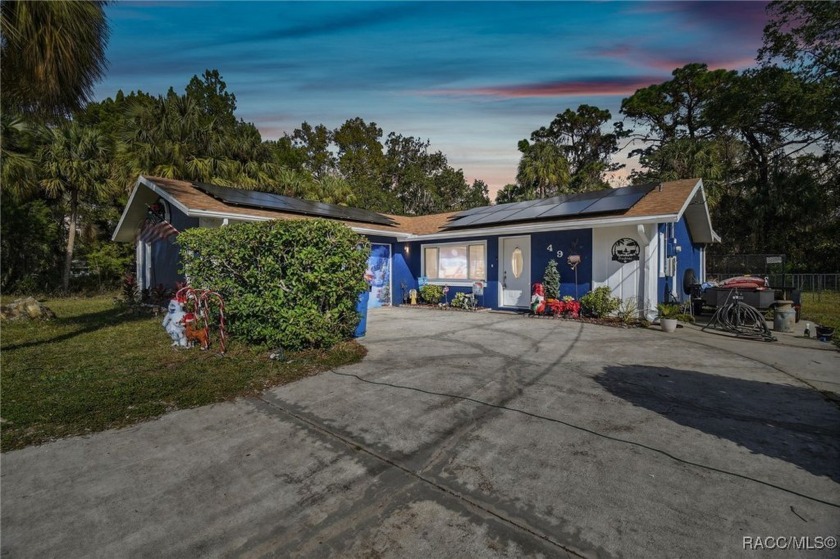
637,224 -> 658,320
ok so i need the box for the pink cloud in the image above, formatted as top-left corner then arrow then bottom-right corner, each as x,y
593,44 -> 756,73
645,55 -> 756,72
256,125 -> 294,140
625,1 -> 770,30
417,76 -> 665,99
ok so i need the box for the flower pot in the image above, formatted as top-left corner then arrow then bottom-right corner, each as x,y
815,325 -> 835,342
660,318 -> 678,333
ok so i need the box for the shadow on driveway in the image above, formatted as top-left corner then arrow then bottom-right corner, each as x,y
595,365 -> 840,482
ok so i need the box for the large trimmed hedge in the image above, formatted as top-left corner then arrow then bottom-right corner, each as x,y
179,219 -> 369,350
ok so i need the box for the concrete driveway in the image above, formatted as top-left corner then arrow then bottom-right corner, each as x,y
2,308 -> 839,558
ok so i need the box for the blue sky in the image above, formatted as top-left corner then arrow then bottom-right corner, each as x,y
99,1 -> 771,194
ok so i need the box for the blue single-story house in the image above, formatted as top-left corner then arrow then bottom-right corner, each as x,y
113,176 -> 719,318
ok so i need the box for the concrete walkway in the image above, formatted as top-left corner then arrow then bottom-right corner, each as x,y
2,308 -> 839,558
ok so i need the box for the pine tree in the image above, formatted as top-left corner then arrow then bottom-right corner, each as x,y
543,259 -> 560,300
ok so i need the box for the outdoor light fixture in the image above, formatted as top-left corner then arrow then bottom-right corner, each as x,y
404,245 -> 410,254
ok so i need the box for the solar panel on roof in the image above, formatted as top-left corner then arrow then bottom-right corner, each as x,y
504,204 -> 555,222
443,183 -> 656,230
464,208 -> 534,227
445,212 -> 495,228
573,189 -> 614,202
194,182 -> 396,227
504,198 -> 548,211
449,197 -> 551,225
535,199 -> 600,219
583,190 -> 649,214
455,204 -> 503,217
447,184 -> 656,230
613,183 -> 657,196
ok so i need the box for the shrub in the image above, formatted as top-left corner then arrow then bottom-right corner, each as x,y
179,219 -> 369,350
617,297 -> 639,324
420,284 -> 444,304
657,303 -> 693,322
121,273 -> 139,304
580,286 -> 620,318
85,242 -> 134,290
543,259 -> 560,300
451,291 -> 476,310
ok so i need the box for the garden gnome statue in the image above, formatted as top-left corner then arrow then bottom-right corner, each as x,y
530,283 -> 546,315
162,298 -> 188,347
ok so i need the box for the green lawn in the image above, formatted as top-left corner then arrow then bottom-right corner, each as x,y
800,291 -> 840,328
1,295 -> 365,451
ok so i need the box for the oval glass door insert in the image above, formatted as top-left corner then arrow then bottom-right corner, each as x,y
511,248 -> 523,278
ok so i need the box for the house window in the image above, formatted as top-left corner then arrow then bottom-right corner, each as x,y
422,242 -> 486,282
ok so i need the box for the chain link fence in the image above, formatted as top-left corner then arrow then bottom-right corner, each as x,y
712,273 -> 840,292
709,254 -> 839,292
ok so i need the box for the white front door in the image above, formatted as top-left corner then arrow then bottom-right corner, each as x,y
500,236 -> 531,308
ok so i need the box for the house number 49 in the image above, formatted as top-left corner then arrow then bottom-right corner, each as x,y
546,245 -> 564,258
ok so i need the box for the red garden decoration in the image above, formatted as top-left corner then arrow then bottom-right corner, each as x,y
530,283 -> 580,318
175,287 -> 227,354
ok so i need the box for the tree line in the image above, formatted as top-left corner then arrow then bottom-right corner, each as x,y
1,1 -> 837,294
2,66 -> 489,292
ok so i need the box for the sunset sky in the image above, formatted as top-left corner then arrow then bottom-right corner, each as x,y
98,1 -> 771,195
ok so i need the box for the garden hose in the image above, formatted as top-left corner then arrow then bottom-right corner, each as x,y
702,291 -> 776,342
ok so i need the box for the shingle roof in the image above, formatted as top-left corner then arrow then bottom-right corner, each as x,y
127,176 -> 704,239
143,176 -> 406,233
623,178 -> 699,217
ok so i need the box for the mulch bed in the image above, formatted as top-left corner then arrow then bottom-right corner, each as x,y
528,314 -> 650,329
398,304 -> 648,326
397,303 -> 491,312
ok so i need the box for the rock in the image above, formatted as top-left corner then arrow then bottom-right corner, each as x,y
0,297 -> 56,321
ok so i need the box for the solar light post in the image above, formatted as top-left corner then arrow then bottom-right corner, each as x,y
567,254 -> 581,299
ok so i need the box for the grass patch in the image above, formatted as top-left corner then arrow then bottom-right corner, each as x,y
800,291 -> 840,348
1,295 -> 366,451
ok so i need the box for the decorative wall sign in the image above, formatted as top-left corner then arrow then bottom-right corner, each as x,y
611,238 -> 641,263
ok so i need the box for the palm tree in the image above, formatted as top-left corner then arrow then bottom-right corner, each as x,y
1,1 -> 109,119
39,121 -> 112,291
516,141 -> 570,198
118,94 -> 207,186
495,183 -> 535,204
0,113 -> 46,198
119,92 -> 285,191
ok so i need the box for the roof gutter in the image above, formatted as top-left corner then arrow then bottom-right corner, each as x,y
187,209 -> 413,240
413,213 -> 679,241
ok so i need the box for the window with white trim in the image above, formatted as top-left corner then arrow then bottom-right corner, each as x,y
422,242 -> 486,282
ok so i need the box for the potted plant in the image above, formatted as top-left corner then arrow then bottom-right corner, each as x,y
657,303 -> 692,333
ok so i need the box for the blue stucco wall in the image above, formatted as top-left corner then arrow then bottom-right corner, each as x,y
676,215 -> 702,292
529,230 -> 593,300
400,233 -> 499,306
150,206 -> 198,289
401,230 -> 592,309
658,217 -> 704,303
